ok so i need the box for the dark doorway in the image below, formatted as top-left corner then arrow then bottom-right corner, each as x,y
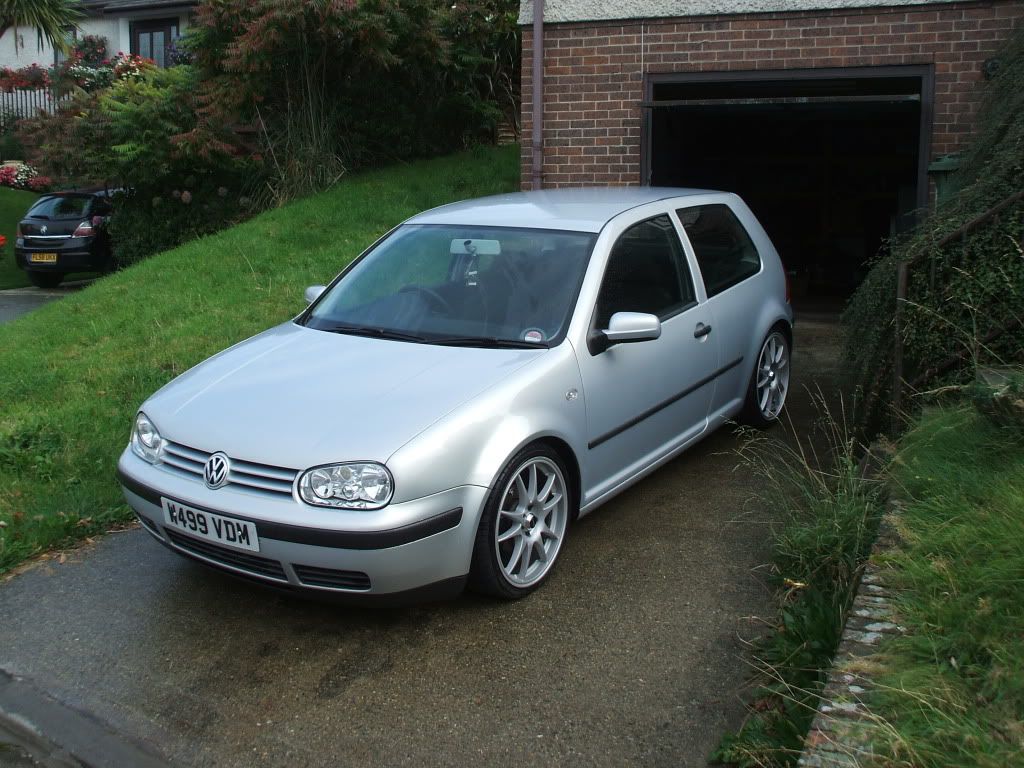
644,67 -> 931,307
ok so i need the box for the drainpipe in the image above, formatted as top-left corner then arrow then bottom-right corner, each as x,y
531,0 -> 545,190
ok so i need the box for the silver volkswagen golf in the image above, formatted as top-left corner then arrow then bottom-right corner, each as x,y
117,188 -> 792,600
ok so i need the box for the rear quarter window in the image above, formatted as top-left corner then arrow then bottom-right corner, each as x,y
677,204 -> 761,297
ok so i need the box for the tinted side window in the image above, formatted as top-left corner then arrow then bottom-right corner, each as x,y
677,204 -> 761,297
595,214 -> 695,328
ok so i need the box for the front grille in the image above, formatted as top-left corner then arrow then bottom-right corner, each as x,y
165,529 -> 288,581
293,564 -> 372,591
160,440 -> 298,499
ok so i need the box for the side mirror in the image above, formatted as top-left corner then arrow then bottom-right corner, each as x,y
304,285 -> 326,304
589,311 -> 661,354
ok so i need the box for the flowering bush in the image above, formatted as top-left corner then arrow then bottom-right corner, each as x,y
166,39 -> 193,66
111,53 -> 153,80
53,59 -> 114,92
75,34 -> 108,67
0,162 -> 50,191
51,50 -> 154,95
0,64 -> 51,92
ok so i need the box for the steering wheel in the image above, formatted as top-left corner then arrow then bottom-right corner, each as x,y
398,285 -> 453,315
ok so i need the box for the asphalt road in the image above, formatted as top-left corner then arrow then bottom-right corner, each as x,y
0,282 -> 92,324
0,314 -> 842,768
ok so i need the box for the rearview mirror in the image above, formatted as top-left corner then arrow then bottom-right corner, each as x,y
304,285 -> 326,304
589,311 -> 661,354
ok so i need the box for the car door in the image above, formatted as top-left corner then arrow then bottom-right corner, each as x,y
674,202 -> 765,419
576,212 -> 719,505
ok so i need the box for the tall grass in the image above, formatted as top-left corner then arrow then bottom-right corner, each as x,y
714,393 -> 884,767
872,405 -> 1024,767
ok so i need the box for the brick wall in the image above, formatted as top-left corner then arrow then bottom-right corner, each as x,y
521,0 -> 1024,189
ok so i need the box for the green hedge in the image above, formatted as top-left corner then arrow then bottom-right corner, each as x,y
843,28 -> 1024,433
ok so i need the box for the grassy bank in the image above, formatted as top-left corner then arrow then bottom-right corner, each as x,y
876,406 -> 1024,766
0,145 -> 519,573
0,187 -> 40,289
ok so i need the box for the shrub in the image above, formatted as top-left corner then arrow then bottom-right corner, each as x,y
0,63 -> 50,92
74,33 -> 108,67
0,162 -> 49,191
185,0 -> 520,203
50,50 -> 154,95
844,27 -> 1024,434
0,131 -> 23,161
108,185 -> 244,266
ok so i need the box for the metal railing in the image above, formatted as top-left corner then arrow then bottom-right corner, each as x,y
0,88 -> 69,133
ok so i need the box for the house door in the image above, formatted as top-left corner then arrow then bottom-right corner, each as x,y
130,18 -> 179,67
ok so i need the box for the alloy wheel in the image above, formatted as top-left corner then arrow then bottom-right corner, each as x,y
494,457 -> 568,588
755,331 -> 790,420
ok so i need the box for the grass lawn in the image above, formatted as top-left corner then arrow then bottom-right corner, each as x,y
0,144 -> 519,573
0,187 -> 39,290
876,406 -> 1024,766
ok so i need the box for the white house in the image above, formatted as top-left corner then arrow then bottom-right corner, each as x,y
0,0 -> 196,71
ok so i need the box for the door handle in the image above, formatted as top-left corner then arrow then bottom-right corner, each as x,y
694,323 -> 712,338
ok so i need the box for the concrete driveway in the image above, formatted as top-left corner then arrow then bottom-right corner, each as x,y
0,315 -> 842,768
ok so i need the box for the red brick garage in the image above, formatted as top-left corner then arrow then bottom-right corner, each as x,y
519,0 -> 1024,298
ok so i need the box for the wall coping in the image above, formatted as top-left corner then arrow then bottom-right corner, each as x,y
519,0 -> 985,25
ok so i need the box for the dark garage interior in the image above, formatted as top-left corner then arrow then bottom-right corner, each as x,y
646,70 -> 928,307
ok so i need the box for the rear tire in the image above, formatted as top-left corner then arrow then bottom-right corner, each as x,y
26,271 -> 63,289
740,328 -> 791,427
469,444 -> 573,599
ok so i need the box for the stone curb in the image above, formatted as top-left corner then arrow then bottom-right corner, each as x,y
797,501 -> 904,768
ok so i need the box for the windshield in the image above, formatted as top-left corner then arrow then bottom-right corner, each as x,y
26,195 -> 93,220
304,224 -> 597,347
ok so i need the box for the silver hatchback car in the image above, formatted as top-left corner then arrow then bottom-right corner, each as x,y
117,188 -> 792,600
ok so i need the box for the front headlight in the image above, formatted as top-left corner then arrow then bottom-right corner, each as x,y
299,462 -> 394,509
130,412 -> 164,464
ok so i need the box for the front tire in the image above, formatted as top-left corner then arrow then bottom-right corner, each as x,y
26,271 -> 63,289
469,444 -> 573,599
741,328 -> 791,427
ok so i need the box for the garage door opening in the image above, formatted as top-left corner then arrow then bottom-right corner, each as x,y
643,67 -> 932,308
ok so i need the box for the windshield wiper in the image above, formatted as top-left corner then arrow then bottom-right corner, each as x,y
322,324 -> 429,343
429,336 -> 548,349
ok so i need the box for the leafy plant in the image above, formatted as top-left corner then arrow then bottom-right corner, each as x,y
714,396 -> 884,767
0,0 -> 81,55
0,63 -> 50,91
185,0 -> 520,203
74,33 -> 107,67
844,27 -> 1024,435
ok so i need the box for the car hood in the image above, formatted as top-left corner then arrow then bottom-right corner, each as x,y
143,322 -> 544,469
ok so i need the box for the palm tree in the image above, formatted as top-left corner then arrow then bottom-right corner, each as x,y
0,0 -> 82,54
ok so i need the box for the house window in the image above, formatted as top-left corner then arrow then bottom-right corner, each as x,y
53,27 -> 78,66
130,18 -> 179,67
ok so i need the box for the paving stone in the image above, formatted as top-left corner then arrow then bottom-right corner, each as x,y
864,621 -> 904,634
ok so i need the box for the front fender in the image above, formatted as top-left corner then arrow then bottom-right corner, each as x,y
385,343 -> 587,505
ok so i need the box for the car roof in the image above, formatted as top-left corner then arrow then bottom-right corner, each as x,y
406,187 -> 726,233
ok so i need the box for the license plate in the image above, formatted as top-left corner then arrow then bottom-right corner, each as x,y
29,253 -> 58,263
161,498 -> 260,552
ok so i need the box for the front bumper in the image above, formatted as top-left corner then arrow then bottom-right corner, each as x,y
117,450 -> 488,598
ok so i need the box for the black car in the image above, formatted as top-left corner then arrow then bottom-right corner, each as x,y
15,190 -> 115,288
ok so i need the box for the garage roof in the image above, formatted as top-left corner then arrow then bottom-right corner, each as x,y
519,0 -> 975,25
408,187 -> 720,233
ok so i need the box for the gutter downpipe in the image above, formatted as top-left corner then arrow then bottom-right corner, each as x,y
531,0 -> 545,190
